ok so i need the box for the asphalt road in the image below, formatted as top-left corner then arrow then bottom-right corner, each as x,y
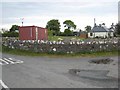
1,53 -> 119,88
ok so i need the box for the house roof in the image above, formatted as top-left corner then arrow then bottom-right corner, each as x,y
91,26 -> 113,32
109,28 -> 114,32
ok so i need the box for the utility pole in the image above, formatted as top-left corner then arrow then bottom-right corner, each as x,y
20,18 -> 24,26
94,18 -> 96,27
93,18 -> 96,38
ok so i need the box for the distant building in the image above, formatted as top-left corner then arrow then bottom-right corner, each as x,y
19,26 -> 48,40
88,24 -> 114,38
79,31 -> 88,38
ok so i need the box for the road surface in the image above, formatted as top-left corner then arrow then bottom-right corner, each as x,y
1,53 -> 119,88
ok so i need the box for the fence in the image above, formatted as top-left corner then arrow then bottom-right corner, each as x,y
2,38 -> 120,53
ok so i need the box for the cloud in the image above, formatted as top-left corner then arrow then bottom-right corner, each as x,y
2,0 -> 119,2
2,2 -> 117,18
1,1 -> 118,31
1,13 -> 117,32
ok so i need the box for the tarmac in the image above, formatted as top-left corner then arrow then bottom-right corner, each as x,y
1,53 -> 119,88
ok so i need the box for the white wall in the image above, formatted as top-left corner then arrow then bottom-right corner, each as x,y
88,32 -> 109,38
109,32 -> 114,37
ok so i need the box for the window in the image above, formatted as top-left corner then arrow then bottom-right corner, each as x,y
90,33 -> 93,36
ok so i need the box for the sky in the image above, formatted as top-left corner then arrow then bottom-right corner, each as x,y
1,0 -> 119,32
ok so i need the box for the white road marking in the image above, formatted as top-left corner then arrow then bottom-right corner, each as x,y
0,59 -> 9,64
3,58 -> 14,64
0,57 -> 23,65
8,58 -> 16,62
7,58 -> 15,62
8,58 -> 12,60
9,58 -> 24,63
0,80 -> 9,89
0,62 -> 2,65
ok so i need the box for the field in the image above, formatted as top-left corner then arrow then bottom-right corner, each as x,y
48,36 -> 85,41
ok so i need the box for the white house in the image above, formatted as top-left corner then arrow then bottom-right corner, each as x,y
88,25 -> 114,38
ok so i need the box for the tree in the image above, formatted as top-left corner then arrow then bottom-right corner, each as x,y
85,25 -> 91,32
48,29 -> 53,40
63,20 -> 76,30
2,25 -> 19,37
64,29 -> 73,36
10,25 -> 19,32
2,31 -> 18,37
115,23 -> 120,35
46,19 -> 61,36
48,29 -> 53,36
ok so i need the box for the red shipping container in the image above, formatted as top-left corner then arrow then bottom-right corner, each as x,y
19,26 -> 48,40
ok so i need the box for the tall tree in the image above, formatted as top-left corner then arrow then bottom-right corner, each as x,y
46,19 -> 61,35
115,23 -> 120,35
63,20 -> 76,30
85,25 -> 91,32
10,25 -> 19,32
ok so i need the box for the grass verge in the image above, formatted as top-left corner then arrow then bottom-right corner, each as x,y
48,36 -> 84,41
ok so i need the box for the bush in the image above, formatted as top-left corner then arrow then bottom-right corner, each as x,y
2,32 -> 19,37
63,29 -> 73,36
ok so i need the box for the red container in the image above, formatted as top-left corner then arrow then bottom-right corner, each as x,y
19,26 -> 48,40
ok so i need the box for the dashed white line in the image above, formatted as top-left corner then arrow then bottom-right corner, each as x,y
0,80 -> 9,89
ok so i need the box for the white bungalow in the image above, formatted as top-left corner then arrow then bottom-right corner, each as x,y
88,25 -> 114,38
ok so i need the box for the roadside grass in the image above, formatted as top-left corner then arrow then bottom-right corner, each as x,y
48,36 -> 84,41
2,45 -> 119,57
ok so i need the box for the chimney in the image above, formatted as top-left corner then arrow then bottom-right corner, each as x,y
94,18 -> 96,27
102,23 -> 105,27
111,23 -> 114,26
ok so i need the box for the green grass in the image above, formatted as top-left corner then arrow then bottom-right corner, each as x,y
48,36 -> 84,41
2,45 -> 119,57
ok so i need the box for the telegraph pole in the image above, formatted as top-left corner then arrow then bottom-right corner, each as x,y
94,18 -> 96,27
20,18 -> 24,26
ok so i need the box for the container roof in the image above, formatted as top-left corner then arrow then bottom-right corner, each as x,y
19,26 -> 46,29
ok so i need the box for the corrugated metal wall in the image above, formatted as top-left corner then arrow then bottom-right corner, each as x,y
19,26 -> 48,40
